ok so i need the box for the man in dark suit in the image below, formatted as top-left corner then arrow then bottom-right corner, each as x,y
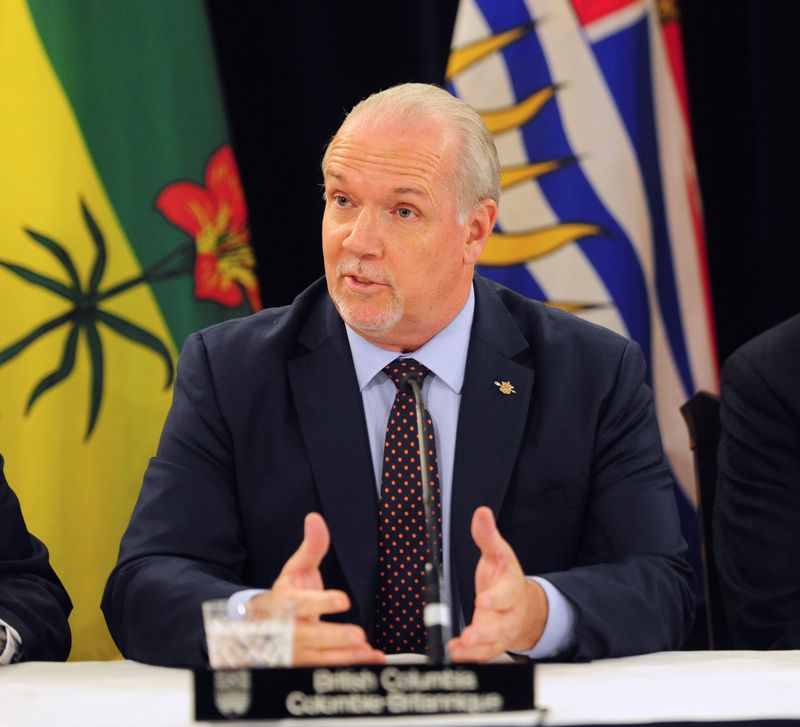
0,455 -> 72,663
715,313 -> 800,649
103,83 -> 693,668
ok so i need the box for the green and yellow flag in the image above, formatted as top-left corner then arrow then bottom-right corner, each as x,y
0,0 -> 260,659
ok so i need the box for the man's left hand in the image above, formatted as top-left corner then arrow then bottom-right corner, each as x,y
448,506 -> 548,662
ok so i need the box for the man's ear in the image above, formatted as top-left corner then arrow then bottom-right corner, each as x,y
464,199 -> 498,265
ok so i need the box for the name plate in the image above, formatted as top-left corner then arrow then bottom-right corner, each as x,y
194,663 -> 535,721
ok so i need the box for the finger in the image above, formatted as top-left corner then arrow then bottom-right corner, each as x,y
448,636 -> 505,664
280,513 -> 330,576
294,622 -> 371,651
294,645 -> 386,667
261,588 -> 350,619
470,507 -> 513,564
450,644 -> 504,663
458,613 -> 509,648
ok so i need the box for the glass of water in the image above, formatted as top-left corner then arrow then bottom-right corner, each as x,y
202,597 -> 295,669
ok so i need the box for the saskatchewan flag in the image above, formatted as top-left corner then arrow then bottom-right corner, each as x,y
0,1 -> 260,659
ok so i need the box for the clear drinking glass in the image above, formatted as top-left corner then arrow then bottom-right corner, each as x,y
202,597 -> 295,668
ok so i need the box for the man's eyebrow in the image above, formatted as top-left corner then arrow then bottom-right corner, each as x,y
392,186 -> 426,197
324,174 -> 425,198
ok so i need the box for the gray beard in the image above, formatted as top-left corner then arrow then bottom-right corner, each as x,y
331,287 -> 404,334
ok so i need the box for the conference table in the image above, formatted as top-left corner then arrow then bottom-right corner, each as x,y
1,651 -> 798,725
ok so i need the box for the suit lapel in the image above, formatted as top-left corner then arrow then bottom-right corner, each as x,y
451,278 -> 534,626
288,299 -> 378,630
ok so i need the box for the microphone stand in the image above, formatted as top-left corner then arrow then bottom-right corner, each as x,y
405,377 -> 449,665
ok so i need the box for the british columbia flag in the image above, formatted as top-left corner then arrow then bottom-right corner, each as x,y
448,0 -> 718,577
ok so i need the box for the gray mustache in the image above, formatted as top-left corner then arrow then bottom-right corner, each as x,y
336,261 -> 395,287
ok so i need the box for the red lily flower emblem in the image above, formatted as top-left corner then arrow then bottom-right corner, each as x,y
156,145 -> 262,310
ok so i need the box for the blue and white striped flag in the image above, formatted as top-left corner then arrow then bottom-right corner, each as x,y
448,0 -> 718,561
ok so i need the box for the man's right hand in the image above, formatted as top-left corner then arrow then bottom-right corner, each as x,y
249,512 -> 385,666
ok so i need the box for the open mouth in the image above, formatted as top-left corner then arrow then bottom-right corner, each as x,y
345,274 -> 387,292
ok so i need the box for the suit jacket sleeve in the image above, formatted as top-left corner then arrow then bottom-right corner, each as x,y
0,457 -> 72,661
102,332 -> 250,667
714,339 -> 800,649
538,341 -> 695,660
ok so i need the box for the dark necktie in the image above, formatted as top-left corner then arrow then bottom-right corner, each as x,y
373,358 -> 442,654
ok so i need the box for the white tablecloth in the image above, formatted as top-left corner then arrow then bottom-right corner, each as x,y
1,651 -> 799,726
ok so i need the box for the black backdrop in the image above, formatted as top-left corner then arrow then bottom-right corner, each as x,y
206,0 -> 800,368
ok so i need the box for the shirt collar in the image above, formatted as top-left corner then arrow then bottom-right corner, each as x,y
345,284 -> 475,395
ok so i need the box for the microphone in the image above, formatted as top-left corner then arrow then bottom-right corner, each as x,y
402,376 -> 450,665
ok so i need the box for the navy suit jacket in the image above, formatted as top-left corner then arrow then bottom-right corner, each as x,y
103,276 -> 693,667
715,313 -> 800,649
0,455 -> 72,661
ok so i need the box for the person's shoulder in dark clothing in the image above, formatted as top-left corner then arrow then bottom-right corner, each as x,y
715,313 -> 800,649
0,455 -> 72,662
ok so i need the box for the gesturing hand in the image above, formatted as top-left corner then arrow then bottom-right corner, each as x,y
448,506 -> 548,662
251,512 -> 385,666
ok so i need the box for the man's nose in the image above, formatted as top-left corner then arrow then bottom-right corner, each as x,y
342,207 -> 383,256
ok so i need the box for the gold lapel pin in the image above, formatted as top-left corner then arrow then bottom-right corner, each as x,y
493,380 -> 516,395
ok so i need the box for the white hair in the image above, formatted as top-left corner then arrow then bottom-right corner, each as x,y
322,83 -> 500,222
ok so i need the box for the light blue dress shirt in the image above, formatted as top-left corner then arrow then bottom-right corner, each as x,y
232,283 -> 574,657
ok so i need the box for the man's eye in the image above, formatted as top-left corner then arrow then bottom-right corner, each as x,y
333,195 -> 349,207
397,207 -> 414,219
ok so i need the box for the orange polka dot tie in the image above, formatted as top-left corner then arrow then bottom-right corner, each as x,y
373,358 -> 442,655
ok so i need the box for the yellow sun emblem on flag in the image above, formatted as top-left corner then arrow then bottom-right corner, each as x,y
448,22 -> 610,315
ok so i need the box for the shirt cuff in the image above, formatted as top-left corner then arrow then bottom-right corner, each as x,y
0,620 -> 22,665
227,589 -> 267,619
510,576 -> 575,659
